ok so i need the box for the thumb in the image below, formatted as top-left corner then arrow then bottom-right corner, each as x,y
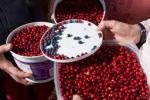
0,43 -> 12,54
97,20 -> 116,31
72,95 -> 83,100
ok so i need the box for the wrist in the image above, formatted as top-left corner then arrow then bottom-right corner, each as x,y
130,24 -> 141,44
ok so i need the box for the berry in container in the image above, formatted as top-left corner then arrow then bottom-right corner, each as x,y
50,0 -> 106,25
54,40 -> 150,100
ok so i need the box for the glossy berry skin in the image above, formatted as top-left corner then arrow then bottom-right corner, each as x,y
58,45 -> 149,100
55,0 -> 104,25
11,25 -> 48,56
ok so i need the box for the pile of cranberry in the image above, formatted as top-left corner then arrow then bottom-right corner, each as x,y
11,25 -> 49,56
55,0 -> 104,25
58,45 -> 149,100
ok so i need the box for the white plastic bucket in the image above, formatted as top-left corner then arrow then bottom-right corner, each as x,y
54,40 -> 147,100
6,22 -> 55,83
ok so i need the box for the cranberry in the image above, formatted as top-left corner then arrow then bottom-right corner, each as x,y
58,45 -> 149,100
11,25 -> 49,56
55,0 -> 104,25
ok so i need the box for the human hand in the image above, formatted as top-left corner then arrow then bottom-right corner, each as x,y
97,20 -> 141,44
0,43 -> 32,85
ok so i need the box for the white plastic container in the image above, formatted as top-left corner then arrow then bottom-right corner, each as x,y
141,33 -> 150,85
54,40 -> 146,100
6,22 -> 55,83
40,19 -> 103,63
50,0 -> 106,24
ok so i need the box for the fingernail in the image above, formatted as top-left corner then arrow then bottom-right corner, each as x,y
73,95 -> 83,100
96,28 -> 100,31
26,73 -> 32,77
6,43 -> 12,48
96,28 -> 101,32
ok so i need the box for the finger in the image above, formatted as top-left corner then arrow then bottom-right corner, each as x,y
10,73 -> 33,85
18,78 -> 32,86
26,82 -> 34,85
11,67 -> 32,78
0,43 -> 12,54
6,63 -> 32,78
97,20 -> 116,31
72,95 -> 83,100
21,79 -> 33,86
18,78 -> 29,85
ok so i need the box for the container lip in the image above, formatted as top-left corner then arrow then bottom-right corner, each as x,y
103,40 -> 140,56
10,51 -> 45,59
26,77 -> 54,84
52,0 -> 106,24
6,22 -> 54,59
54,63 -> 63,100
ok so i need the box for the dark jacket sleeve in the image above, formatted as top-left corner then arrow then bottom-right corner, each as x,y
0,0 -> 32,72
0,0 -> 32,45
